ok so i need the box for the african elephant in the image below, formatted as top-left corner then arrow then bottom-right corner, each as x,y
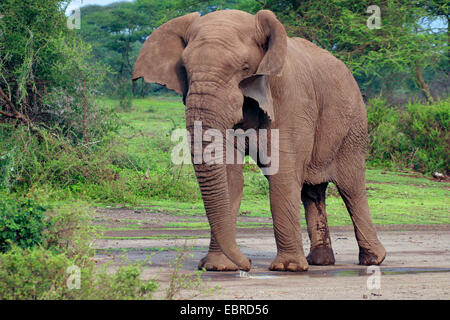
133,9 -> 386,272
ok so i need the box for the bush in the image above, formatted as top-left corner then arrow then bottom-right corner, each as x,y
0,201 -> 158,300
0,123 -> 119,194
0,246 -> 73,299
0,0 -> 111,143
82,263 -> 159,300
0,246 -> 158,300
42,202 -> 96,259
366,98 -> 449,173
0,198 -> 48,253
399,100 -> 449,172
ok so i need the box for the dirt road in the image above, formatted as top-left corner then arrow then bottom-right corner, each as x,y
94,209 -> 450,300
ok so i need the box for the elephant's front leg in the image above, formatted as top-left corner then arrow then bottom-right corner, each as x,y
198,164 -> 243,271
267,169 -> 309,272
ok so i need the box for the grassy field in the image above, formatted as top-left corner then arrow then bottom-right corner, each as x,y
92,97 -> 449,226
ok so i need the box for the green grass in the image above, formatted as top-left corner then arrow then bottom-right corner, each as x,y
5,96 -> 448,226
102,235 -> 210,240
96,97 -> 450,226
96,246 -> 209,254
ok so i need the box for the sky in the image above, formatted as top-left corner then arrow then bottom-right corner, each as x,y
66,0 -> 132,14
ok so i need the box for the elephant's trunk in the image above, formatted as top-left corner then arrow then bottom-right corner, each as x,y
185,90 -> 251,271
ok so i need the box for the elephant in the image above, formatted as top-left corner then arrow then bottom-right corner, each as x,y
133,9 -> 386,272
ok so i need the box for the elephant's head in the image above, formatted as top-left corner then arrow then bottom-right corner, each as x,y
133,10 -> 287,271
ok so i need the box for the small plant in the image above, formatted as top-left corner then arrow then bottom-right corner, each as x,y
245,172 -> 269,196
84,262 -> 158,300
0,149 -> 15,190
0,198 -> 48,253
165,244 -> 219,300
43,203 -> 97,259
116,81 -> 134,111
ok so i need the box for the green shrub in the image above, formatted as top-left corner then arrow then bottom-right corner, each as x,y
398,100 -> 449,172
0,246 -> 158,300
0,0 -> 112,143
0,124 -> 118,194
0,246 -> 72,299
82,263 -> 159,300
245,170 -> 269,196
42,203 -> 96,259
366,98 -> 449,173
0,203 -> 158,300
0,198 -> 48,253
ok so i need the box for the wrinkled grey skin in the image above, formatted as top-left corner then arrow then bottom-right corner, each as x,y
133,9 -> 386,272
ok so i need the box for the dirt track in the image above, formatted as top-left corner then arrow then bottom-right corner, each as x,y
94,209 -> 450,300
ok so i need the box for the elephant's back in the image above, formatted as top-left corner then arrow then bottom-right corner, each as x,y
287,36 -> 365,120
287,37 -> 367,184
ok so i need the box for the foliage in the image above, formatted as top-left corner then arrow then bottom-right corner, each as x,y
0,245 -> 159,300
78,0 -> 180,97
367,98 -> 449,173
0,198 -> 48,253
75,0 -> 448,103
247,0 -> 448,104
165,244 -> 218,299
0,199 -> 159,300
0,196 -> 95,257
0,0 -> 112,143
0,246 -> 74,299
80,262 -> 159,300
0,122 -> 119,194
0,99 -> 200,204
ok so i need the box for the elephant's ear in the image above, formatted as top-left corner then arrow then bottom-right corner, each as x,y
133,12 -> 199,95
239,10 -> 287,122
239,75 -> 274,122
254,10 -> 287,76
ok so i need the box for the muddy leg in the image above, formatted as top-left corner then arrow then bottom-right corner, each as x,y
198,164 -> 243,271
302,183 -> 335,265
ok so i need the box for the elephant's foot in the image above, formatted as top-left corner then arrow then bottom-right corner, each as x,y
307,246 -> 335,265
269,252 -> 309,272
198,251 -> 238,271
358,244 -> 386,265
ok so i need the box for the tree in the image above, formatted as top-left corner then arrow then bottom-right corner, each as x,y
246,0 -> 448,104
79,2 -> 151,95
0,0 -> 109,142
0,0 -> 70,122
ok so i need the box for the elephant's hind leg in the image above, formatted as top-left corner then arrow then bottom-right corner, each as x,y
333,140 -> 386,265
335,177 -> 386,265
198,164 -> 243,271
302,183 -> 335,265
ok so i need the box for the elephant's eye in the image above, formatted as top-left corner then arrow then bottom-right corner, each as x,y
242,66 -> 249,73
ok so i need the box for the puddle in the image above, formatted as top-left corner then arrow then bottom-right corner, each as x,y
308,267 -> 450,278
239,271 -> 279,279
202,267 -> 450,281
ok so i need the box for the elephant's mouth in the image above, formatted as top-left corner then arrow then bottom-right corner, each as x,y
233,97 -> 270,131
